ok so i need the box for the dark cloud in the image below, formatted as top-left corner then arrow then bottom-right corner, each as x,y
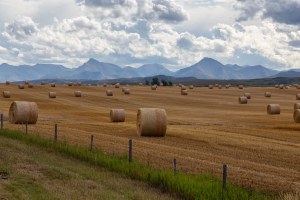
289,40 -> 300,47
235,0 -> 300,25
76,0 -> 126,8
177,37 -> 193,49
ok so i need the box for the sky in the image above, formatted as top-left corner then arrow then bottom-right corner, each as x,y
0,0 -> 300,71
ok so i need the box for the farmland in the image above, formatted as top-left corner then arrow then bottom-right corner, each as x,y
1,83 -> 300,193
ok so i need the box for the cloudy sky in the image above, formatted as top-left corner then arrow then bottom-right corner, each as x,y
0,0 -> 300,71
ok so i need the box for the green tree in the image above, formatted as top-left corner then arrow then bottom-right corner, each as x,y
168,81 -> 173,86
151,77 -> 159,86
145,80 -> 149,85
161,79 -> 168,86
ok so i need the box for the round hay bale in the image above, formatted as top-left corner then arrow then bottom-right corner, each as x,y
124,89 -> 130,94
215,84 -> 218,87
151,86 -> 156,90
110,109 -> 125,122
279,85 -> 284,89
238,97 -> 247,104
122,87 -> 127,92
294,84 -> 298,87
296,94 -> 300,100
297,85 -> 300,89
136,108 -> 167,137
25,81 -> 29,85
51,83 -> 55,87
74,83 -> 78,86
41,81 -> 45,85
294,109 -> 300,123
3,91 -> 10,98
6,81 -> 10,85
208,85 -> 213,89
181,90 -> 188,95
78,82 -> 82,86
239,85 -> 243,89
265,92 -> 271,97
115,83 -> 120,88
275,85 -> 279,88
178,84 -> 182,87
267,104 -> 280,115
218,85 -> 222,89
160,83 -> 163,86
285,86 -> 290,89
106,90 -> 113,96
68,82 -> 72,86
228,84 -> 231,87
244,93 -> 251,99
154,84 -> 158,88
9,101 -> 38,124
139,83 -> 143,86
49,92 -> 56,98
226,85 -> 229,89
189,85 -> 193,89
28,83 -> 33,88
294,103 -> 300,110
103,83 -> 107,87
74,91 -> 81,97
181,86 -> 186,90
18,84 -> 24,89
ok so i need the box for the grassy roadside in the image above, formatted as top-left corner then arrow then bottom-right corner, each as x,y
0,129 -> 274,200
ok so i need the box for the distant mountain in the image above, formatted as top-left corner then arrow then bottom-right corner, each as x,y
268,70 -> 300,78
0,63 -> 69,82
237,65 -> 278,79
134,64 -> 174,77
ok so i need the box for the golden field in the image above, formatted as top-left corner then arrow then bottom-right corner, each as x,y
1,83 -> 300,193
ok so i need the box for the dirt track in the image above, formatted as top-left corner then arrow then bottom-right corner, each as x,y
1,83 -> 300,193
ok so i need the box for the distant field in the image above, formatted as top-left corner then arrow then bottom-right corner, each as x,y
1,83 -> 300,193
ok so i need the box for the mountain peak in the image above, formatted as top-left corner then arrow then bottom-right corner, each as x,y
87,58 -> 99,64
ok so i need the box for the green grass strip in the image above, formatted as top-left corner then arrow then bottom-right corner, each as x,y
0,129 -> 274,200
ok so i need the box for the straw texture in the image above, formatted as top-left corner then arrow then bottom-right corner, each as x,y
28,83 -> 33,88
160,83 -> 163,86
226,85 -> 229,89
124,89 -> 130,94
136,108 -> 167,137
218,85 -> 222,89
296,94 -> 300,100
3,91 -> 10,98
51,83 -> 55,87
267,104 -> 280,115
181,86 -> 186,90
238,97 -> 247,104
6,81 -> 10,85
189,85 -> 193,89
9,101 -> 38,124
294,109 -> 300,123
239,85 -> 243,89
18,84 -> 24,89
103,83 -> 107,87
209,85 -> 213,89
110,109 -> 125,122
106,90 -> 113,96
181,90 -> 188,95
275,85 -> 279,88
49,92 -> 56,98
78,82 -> 82,86
115,83 -> 120,88
88,84 -> 91,86
244,93 -> 251,99
294,103 -> 300,110
74,83 -> 78,86
265,92 -> 271,97
139,83 -> 142,86
68,82 -> 72,86
41,81 -> 45,85
178,84 -> 182,87
215,84 -> 218,87
74,91 -> 81,97
151,86 -> 156,90
122,87 -> 127,92
25,81 -> 29,85
279,85 -> 284,89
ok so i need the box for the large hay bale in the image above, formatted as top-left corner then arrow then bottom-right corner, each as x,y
136,108 -> 167,137
181,86 -> 186,90
189,85 -> 193,89
244,93 -> 251,99
154,84 -> 158,88
279,84 -> 284,89
285,86 -> 290,89
239,97 -> 247,104
228,84 -> 231,87
139,83 -> 143,86
28,83 -> 33,88
181,90 -> 188,95
3,91 -> 10,98
49,92 -> 56,98
208,85 -> 213,89
51,83 -> 55,87
297,94 -> 300,100
151,86 -> 156,90
103,83 -> 107,87
297,85 -> 300,89
275,85 -> 279,88
9,101 -> 38,124
294,103 -> 300,110
267,104 -> 280,115
294,109 -> 300,123
122,87 -> 127,92
110,109 -> 125,122
6,81 -> 10,85
160,83 -> 163,86
265,92 -> 271,97
68,82 -> 72,86
78,82 -> 82,86
215,84 -> 218,87
18,84 -> 24,89
41,81 -> 45,85
25,81 -> 29,85
124,89 -> 130,94
178,84 -> 182,87
294,84 -> 298,87
226,85 -> 229,89
218,85 -> 222,89
74,83 -> 78,86
239,85 -> 243,89
115,83 -> 120,88
74,91 -> 81,97
106,90 -> 113,96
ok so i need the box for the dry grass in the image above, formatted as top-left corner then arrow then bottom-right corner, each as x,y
1,84 -> 300,193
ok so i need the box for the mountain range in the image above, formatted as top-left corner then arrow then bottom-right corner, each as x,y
1,57 -> 300,83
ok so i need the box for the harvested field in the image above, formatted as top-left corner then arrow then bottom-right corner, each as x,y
1,84 -> 300,193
